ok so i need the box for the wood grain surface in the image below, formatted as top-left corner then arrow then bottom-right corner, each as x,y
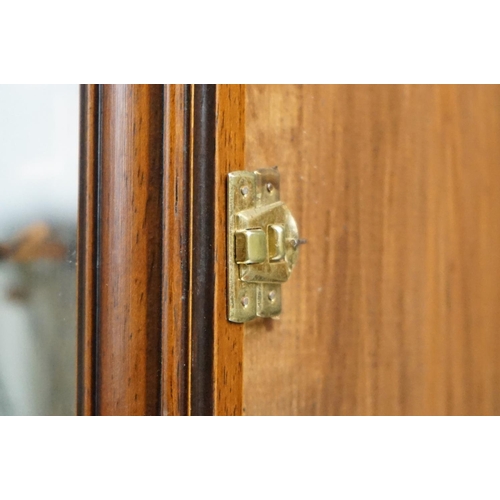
162,84 -> 245,415
213,85 -> 245,415
97,85 -> 164,415
243,85 -> 500,415
162,84 -> 190,415
78,84 -> 244,416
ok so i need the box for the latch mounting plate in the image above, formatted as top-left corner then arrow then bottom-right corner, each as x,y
227,167 -> 300,323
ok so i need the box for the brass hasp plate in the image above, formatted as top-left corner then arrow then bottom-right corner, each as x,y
227,167 -> 300,323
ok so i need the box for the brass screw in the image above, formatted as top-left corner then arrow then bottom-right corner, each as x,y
241,296 -> 249,308
268,290 -> 276,302
240,186 -> 249,196
266,183 -> 274,193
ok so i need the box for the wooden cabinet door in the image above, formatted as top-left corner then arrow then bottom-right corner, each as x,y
242,85 -> 500,416
78,84 -> 500,416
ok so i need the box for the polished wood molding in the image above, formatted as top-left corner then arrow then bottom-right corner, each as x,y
97,85 -> 164,416
189,85 -> 218,415
162,84 -> 246,416
162,84 -> 191,415
78,84 -> 246,415
77,84 -> 99,416
78,84 -> 164,416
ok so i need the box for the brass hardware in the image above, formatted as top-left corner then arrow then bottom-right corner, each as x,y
227,167 -> 300,323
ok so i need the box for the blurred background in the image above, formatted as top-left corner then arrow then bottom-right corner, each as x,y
0,85 -> 78,415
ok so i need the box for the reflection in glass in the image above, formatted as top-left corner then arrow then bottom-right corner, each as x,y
0,85 -> 78,415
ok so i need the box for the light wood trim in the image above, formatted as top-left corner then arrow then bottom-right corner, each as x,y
213,84 -> 246,416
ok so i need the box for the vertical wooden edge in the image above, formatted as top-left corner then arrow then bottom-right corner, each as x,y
162,85 -> 190,415
97,85 -> 164,415
190,85 -> 217,416
77,84 -> 99,416
213,84 -> 246,416
79,83 -> 245,416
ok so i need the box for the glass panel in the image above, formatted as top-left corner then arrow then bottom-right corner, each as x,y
0,85 -> 79,415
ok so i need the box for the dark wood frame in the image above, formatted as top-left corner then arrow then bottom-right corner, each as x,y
78,84 -> 245,416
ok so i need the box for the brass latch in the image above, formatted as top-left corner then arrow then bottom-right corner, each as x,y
227,167 -> 300,323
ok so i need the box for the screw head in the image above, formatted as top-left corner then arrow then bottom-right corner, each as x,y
241,296 -> 249,308
268,290 -> 276,302
266,182 -> 274,193
240,185 -> 249,196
